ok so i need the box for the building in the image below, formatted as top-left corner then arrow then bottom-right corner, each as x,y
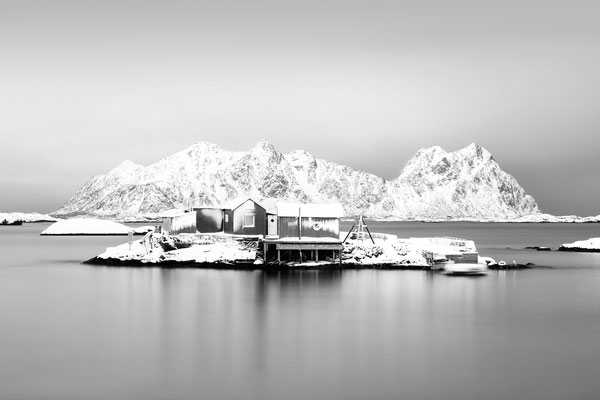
194,196 -> 268,236
263,202 -> 345,265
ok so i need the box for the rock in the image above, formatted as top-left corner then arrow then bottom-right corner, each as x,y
525,246 -> 551,251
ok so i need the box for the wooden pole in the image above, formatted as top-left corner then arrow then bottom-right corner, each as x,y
342,223 -> 356,243
362,216 -> 375,244
263,242 -> 268,262
298,207 -> 302,240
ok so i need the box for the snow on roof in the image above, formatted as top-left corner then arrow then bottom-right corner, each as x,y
277,203 -> 344,218
41,218 -> 133,235
222,196 -> 266,210
158,208 -> 189,218
194,205 -> 223,210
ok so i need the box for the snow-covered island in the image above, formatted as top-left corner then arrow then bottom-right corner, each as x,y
41,218 -> 153,236
558,238 -> 600,252
86,230 -> 519,270
1,212 -> 58,225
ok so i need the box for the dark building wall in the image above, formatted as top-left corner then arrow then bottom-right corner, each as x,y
194,208 -> 223,233
300,217 -> 339,239
230,200 -> 267,235
278,216 -> 339,239
278,216 -> 300,238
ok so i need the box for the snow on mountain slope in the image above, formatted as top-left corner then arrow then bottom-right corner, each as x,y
53,141 -> 540,220
389,143 -> 538,219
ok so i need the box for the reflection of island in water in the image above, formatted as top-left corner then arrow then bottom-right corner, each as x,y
145,267 -> 496,386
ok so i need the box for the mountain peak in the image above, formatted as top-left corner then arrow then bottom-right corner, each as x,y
252,139 -> 276,152
456,143 -> 493,161
186,141 -> 222,152
249,139 -> 281,163
108,159 -> 143,175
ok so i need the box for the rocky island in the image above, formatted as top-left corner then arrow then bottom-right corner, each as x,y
558,237 -> 600,252
85,229 -> 509,271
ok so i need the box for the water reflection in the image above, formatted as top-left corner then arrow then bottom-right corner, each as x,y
3,225 -> 600,399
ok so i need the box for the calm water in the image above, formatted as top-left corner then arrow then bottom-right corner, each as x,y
1,222 -> 600,400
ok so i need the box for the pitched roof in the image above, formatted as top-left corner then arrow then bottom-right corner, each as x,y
222,196 -> 266,211
277,203 -> 344,218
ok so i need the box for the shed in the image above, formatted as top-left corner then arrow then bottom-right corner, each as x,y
161,210 -> 197,235
277,203 -> 344,239
195,196 -> 268,236
223,196 -> 267,236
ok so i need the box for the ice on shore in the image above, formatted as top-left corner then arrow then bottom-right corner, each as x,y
41,218 -> 138,235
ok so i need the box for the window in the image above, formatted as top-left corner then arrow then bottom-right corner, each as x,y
243,214 -> 255,228
225,214 -> 229,223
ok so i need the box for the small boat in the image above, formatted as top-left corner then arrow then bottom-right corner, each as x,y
443,260 -> 488,276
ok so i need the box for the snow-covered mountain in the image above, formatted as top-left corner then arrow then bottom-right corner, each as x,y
52,140 -> 540,220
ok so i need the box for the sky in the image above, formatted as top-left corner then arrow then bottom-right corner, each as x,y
1,0 -> 599,215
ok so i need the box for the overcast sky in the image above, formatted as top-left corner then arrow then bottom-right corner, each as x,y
1,0 -> 599,215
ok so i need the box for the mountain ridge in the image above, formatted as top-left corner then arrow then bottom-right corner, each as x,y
52,140 -> 540,219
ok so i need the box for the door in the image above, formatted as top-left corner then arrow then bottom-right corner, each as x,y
267,215 -> 277,236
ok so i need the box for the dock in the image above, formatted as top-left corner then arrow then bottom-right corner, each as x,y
262,237 -> 344,266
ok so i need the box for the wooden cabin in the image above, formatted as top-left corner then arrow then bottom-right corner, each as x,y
194,196 -> 268,236
277,203 -> 344,239
223,196 -> 267,236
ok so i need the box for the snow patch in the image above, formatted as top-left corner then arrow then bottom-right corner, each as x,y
559,237 -> 600,251
41,218 -> 134,235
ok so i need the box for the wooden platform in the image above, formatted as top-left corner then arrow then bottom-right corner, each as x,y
262,238 -> 344,265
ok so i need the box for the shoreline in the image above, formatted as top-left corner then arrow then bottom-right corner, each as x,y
84,256 -> 535,270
